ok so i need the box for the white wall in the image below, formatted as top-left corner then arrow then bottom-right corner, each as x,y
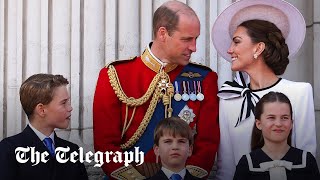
0,0 -> 226,142
0,0 -> 319,176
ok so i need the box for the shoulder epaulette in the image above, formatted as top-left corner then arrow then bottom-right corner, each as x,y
105,56 -> 137,67
189,61 -> 213,72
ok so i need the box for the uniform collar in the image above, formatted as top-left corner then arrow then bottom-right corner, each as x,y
141,43 -> 178,73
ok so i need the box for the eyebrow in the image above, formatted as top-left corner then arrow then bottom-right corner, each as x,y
232,36 -> 242,41
181,36 -> 197,40
265,114 -> 275,117
265,114 -> 290,117
60,98 -> 70,103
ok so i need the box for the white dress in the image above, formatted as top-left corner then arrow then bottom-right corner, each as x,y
215,73 -> 316,180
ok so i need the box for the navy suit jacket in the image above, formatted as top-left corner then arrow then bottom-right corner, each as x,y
147,169 -> 203,180
0,125 -> 88,180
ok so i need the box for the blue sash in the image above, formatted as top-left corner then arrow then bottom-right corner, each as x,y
128,64 -> 210,153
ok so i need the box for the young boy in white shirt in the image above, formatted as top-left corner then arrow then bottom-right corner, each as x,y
0,74 -> 88,180
149,117 -> 203,180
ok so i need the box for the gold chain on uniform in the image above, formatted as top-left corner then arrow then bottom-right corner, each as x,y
107,65 -> 174,150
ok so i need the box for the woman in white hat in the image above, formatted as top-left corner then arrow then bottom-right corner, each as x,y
211,0 -> 317,179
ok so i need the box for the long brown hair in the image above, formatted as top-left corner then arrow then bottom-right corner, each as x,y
251,91 -> 293,150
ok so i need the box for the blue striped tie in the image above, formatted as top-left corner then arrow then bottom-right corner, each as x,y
171,174 -> 182,180
43,137 -> 55,157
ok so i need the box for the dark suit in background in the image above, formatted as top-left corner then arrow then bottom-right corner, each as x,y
0,125 -> 88,180
147,169 -> 203,180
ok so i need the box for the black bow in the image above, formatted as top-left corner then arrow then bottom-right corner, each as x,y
218,72 -> 260,127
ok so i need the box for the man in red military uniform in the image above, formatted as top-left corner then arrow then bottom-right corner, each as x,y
93,1 -> 219,179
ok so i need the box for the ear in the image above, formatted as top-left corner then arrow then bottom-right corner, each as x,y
289,118 -> 293,130
157,27 -> 168,41
153,144 -> 160,157
255,119 -> 262,130
253,42 -> 266,57
188,145 -> 193,157
34,103 -> 46,117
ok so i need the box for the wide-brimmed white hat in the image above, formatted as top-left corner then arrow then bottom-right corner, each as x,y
211,0 -> 306,62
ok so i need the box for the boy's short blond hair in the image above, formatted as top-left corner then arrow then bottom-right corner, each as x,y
153,117 -> 194,146
19,74 -> 69,119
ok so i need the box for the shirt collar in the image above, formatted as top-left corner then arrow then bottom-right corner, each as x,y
141,42 -> 178,73
29,123 -> 55,144
161,167 -> 186,179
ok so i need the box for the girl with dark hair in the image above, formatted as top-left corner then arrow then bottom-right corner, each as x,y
211,1 -> 317,179
234,92 -> 319,180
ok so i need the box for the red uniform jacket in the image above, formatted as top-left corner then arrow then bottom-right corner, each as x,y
93,49 -> 219,178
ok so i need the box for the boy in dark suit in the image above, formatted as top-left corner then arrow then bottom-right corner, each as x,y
149,117 -> 203,180
0,74 -> 88,180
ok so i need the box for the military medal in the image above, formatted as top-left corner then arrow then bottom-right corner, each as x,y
189,81 -> 197,101
190,94 -> 197,101
174,81 -> 182,101
182,81 -> 189,101
196,81 -> 204,101
174,93 -> 182,101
